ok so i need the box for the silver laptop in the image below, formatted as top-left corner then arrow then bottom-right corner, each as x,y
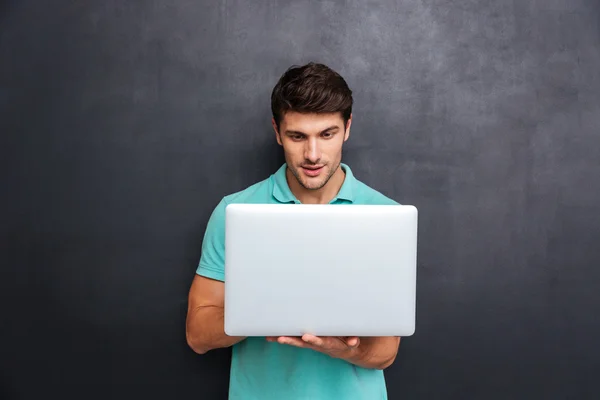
223,203 -> 418,337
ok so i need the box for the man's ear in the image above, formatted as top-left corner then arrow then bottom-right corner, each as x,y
272,117 -> 282,146
344,113 -> 352,141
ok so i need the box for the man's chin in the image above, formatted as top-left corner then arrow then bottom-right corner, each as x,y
302,182 -> 325,191
289,166 -> 330,190
304,175 -> 333,190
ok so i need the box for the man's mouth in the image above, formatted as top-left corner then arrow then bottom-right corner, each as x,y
301,165 -> 324,177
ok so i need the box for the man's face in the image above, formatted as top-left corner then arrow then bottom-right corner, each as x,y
273,111 -> 351,191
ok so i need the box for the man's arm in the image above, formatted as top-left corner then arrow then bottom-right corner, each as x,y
185,274 -> 245,354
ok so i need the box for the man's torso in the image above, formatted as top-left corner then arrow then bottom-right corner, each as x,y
196,163 -> 399,399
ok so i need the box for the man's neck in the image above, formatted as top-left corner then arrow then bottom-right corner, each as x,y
286,165 -> 346,204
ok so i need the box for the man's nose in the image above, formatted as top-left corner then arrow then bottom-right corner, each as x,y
304,138 -> 321,163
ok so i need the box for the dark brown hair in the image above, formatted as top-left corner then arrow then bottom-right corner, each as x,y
271,62 -> 353,130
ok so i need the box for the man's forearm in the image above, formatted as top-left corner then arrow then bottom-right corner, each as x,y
186,305 -> 245,354
341,337 -> 400,369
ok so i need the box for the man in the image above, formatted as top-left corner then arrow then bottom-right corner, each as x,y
186,62 -> 401,399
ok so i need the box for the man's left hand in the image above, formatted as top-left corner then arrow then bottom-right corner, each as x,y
266,334 -> 360,359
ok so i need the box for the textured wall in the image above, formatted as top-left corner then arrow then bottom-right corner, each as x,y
1,1 -> 599,398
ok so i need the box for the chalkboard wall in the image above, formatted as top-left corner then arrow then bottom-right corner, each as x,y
2,1 -> 600,399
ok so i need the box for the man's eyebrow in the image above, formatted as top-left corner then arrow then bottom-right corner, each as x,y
284,130 -> 306,135
321,126 -> 340,133
284,126 -> 340,135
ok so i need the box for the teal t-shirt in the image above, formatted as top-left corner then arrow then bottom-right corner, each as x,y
196,163 -> 399,400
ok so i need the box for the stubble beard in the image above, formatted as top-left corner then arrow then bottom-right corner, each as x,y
290,160 -> 341,191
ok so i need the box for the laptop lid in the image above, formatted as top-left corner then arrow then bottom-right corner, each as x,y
223,203 -> 418,337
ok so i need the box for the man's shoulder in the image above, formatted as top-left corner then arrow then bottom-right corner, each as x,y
353,178 -> 400,205
222,176 -> 273,204
202,176 -> 273,234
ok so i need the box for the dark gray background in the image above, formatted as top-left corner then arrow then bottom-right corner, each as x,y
1,0 -> 599,399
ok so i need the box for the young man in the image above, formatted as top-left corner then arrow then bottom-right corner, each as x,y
186,62 -> 401,399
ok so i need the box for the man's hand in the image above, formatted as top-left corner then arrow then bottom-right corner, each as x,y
266,334 -> 401,370
266,334 -> 360,359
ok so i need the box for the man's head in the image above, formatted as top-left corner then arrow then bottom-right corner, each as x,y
271,62 -> 353,191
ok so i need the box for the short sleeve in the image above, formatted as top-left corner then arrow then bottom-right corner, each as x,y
196,198 -> 227,282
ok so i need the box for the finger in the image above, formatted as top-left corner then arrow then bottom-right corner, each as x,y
345,337 -> 360,347
302,335 -> 350,351
266,336 -> 300,342
301,334 -> 325,347
277,336 -> 307,347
